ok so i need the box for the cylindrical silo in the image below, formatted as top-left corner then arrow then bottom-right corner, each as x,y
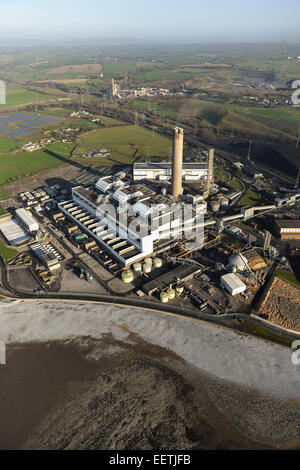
122,270 -> 133,283
176,286 -> 184,296
153,257 -> 162,268
160,292 -> 169,303
143,263 -> 152,273
167,288 -> 176,300
133,262 -> 142,272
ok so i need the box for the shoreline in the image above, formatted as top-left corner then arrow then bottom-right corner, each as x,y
1,300 -> 300,449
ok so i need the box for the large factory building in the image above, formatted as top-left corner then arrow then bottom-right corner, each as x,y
58,127 -> 207,266
59,180 -> 205,266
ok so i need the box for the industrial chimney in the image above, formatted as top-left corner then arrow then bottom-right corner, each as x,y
172,127 -> 184,198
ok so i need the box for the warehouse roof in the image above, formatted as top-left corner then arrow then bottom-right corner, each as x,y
276,219 -> 300,229
221,273 -> 246,291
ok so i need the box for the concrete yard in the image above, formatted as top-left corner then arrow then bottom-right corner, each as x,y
59,269 -> 107,294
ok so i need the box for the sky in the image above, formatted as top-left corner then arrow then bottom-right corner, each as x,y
0,0 -> 300,45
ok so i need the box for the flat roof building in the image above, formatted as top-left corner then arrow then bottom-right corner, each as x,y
133,162 -> 207,182
59,175 -> 206,266
15,208 -> 39,233
275,219 -> 300,240
220,273 -> 246,296
0,215 -> 30,245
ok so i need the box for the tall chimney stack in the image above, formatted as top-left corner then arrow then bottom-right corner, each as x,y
172,127 -> 184,198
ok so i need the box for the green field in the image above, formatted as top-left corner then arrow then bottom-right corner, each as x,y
128,96 -> 300,141
0,142 -> 75,184
0,87 -> 52,108
76,125 -> 172,163
133,68 -> 203,81
230,178 -> 243,191
275,269 -> 300,289
236,59 -> 300,78
214,168 -> 231,182
98,115 -> 128,127
0,188 -> 8,199
0,239 -> 18,261
0,138 -> 22,153
103,61 -> 160,77
0,206 -> 5,216
240,189 -> 263,206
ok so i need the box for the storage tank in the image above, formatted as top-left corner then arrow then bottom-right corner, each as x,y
133,262 -> 142,272
176,286 -> 184,296
153,257 -> 162,268
121,270 -> 134,283
210,200 -> 221,212
160,292 -> 169,303
167,288 -> 176,300
144,257 -> 153,266
143,263 -> 152,273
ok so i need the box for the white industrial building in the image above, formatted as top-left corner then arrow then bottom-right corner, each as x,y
15,208 -> 39,233
220,273 -> 247,296
58,177 -> 206,266
228,252 -> 249,271
133,162 -> 208,182
0,216 -> 30,245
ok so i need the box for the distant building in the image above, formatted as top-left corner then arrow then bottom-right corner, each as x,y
274,219 -> 300,240
133,162 -> 208,182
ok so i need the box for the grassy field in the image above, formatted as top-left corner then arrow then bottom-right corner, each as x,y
133,68 -> 203,81
214,167 -> 231,182
98,115 -> 128,127
76,125 -> 171,164
0,138 -> 22,153
127,97 -> 300,139
0,206 -> 5,216
0,87 -> 53,108
236,59 -> 300,78
275,269 -> 300,289
103,61 -> 160,77
0,188 -> 8,199
240,189 -> 263,206
230,178 -> 243,191
0,239 -> 18,261
0,142 -> 75,184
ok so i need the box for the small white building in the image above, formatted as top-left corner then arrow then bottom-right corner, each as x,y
15,208 -> 39,233
220,273 -> 246,296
